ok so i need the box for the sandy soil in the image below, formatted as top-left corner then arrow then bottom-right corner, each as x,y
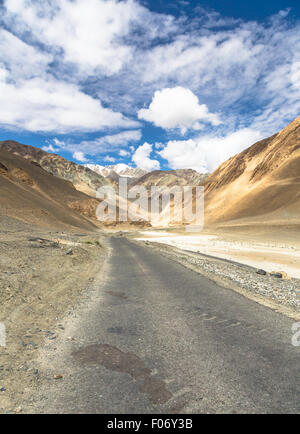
136,228 -> 300,279
0,216 -> 106,414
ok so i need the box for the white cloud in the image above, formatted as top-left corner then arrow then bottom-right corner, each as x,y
0,29 -> 52,80
73,151 -> 88,162
0,69 -> 137,132
0,6 -> 141,134
135,14 -> 300,135
42,144 -> 59,153
138,87 -> 221,133
159,129 -> 262,173
1,1 -> 300,163
119,149 -> 130,157
63,130 -> 142,157
159,139 -> 208,172
141,32 -> 263,88
92,130 -> 142,147
104,156 -> 116,163
290,61 -> 300,89
53,138 -> 66,147
132,143 -> 160,171
3,0 -> 167,77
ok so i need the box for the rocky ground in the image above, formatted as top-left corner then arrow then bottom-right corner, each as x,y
0,216 -> 106,413
136,240 -> 300,320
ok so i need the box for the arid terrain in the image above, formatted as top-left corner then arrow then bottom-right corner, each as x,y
0,140 -> 109,197
0,147 -> 102,229
0,116 -> 299,414
135,116 -> 300,281
0,0 -> 299,415
204,116 -> 300,227
0,143 -> 110,412
0,215 -> 106,413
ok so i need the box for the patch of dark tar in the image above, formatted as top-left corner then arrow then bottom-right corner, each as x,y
72,343 -> 172,405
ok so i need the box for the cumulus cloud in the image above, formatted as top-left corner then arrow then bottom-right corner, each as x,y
1,0 -> 300,170
3,0 -> 132,76
132,143 -> 160,171
138,87 -> 221,133
3,0 -> 174,77
158,139 -> 208,172
73,151 -> 88,162
159,129 -> 262,173
0,67 -> 138,132
134,12 -> 300,137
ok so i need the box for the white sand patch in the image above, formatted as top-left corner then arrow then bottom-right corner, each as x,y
138,231 -> 178,237
137,233 -> 300,279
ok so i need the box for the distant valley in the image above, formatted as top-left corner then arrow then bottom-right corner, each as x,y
0,116 -> 299,232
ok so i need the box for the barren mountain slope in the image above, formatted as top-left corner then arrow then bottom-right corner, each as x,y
204,116 -> 300,226
131,169 -> 209,190
0,149 -> 99,230
0,141 -> 108,197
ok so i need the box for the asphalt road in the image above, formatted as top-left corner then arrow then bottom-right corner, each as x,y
30,237 -> 300,414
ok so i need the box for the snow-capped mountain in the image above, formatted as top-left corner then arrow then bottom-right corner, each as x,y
85,163 -> 148,178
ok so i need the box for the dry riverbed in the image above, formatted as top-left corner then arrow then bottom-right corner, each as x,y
137,230 -> 300,279
0,216 -> 106,413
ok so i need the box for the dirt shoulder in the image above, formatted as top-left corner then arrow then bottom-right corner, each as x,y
0,216 -> 107,413
133,238 -> 300,322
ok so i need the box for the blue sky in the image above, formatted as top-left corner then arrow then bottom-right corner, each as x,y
0,0 -> 299,172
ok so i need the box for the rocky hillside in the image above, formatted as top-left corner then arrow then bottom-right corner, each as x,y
0,148 -> 100,230
131,169 -> 209,190
0,141 -> 109,197
204,116 -> 300,226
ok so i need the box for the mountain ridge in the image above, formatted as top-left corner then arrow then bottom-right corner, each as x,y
0,140 -> 109,197
131,168 -> 210,190
85,163 -> 148,179
204,116 -> 300,226
0,148 -> 99,230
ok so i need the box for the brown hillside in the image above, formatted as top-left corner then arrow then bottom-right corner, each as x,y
204,116 -> 300,226
0,149 -> 99,230
0,140 -> 109,197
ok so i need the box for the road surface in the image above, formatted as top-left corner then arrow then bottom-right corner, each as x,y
28,237 -> 300,414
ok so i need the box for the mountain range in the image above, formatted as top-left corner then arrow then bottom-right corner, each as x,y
0,115 -> 299,231
85,163 -> 148,179
0,140 -> 109,197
